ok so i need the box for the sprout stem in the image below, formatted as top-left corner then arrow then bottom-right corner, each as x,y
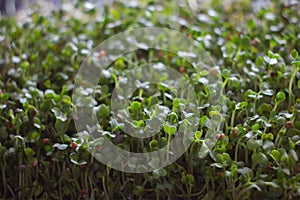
288,68 -> 298,108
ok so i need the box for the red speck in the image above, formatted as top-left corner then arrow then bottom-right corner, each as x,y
81,80 -> 87,87
210,69 -> 218,76
98,50 -> 106,59
157,51 -> 163,58
266,164 -> 273,170
140,57 -> 147,62
216,172 -> 223,177
216,133 -> 225,140
71,142 -> 77,149
17,164 -> 26,173
226,35 -> 231,41
97,146 -> 103,152
43,138 -> 50,145
80,189 -> 88,195
252,38 -> 258,46
7,121 -> 13,129
79,165 -> 87,170
5,41 -> 11,49
289,106 -> 294,113
32,160 -> 38,167
179,66 -> 185,73
233,129 -> 238,137
167,55 -> 173,60
180,26 -> 186,32
270,71 -> 277,78
285,121 -> 293,129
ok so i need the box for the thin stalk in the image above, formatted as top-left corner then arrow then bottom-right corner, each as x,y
288,68 -> 298,107
230,109 -> 236,134
167,133 -> 172,162
220,78 -> 229,97
245,148 -> 248,166
232,177 -> 236,200
89,176 -> 95,200
234,138 -> 242,162
2,167 -> 7,196
187,183 -> 192,200
59,176 -> 62,199
102,170 -> 109,199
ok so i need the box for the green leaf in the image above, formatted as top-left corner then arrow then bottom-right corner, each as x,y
149,158 -> 160,169
265,182 -> 279,188
21,61 -> 29,69
168,112 -> 178,124
173,98 -> 180,110
235,102 -> 246,110
260,82 -> 273,96
237,167 -> 253,178
27,131 -> 41,143
257,117 -> 272,128
289,149 -> 298,161
53,143 -> 68,150
210,163 -> 223,168
291,49 -> 299,60
95,104 -> 110,118
115,58 -> 124,69
262,141 -> 274,150
55,119 -> 70,134
70,152 -> 88,165
252,123 -> 260,132
245,89 -> 262,100
222,69 -> 231,79
252,152 -> 268,167
263,55 -> 278,65
270,150 -> 281,162
194,131 -> 202,139
0,93 -> 9,101
257,103 -> 272,115
33,117 -> 42,129
24,148 -> 35,158
0,127 -> 8,141
209,110 -> 221,122
131,101 -> 141,110
240,36 -> 251,50
132,120 -> 144,127
199,141 -> 211,158
266,133 -> 274,140
247,19 -> 255,29
291,60 -> 300,68
199,116 -> 208,127
275,92 -> 286,104
158,168 -> 167,177
247,183 -> 261,191
163,123 -> 177,135
51,107 -> 67,122
247,139 -> 262,151
186,174 -> 195,183
267,50 -> 280,59
149,140 -> 158,150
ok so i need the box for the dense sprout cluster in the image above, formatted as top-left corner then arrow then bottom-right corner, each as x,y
0,0 -> 299,199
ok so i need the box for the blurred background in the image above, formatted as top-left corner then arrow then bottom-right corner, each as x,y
0,0 -> 112,17
0,0 -> 275,17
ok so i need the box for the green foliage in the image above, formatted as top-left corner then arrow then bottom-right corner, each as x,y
0,0 -> 299,199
